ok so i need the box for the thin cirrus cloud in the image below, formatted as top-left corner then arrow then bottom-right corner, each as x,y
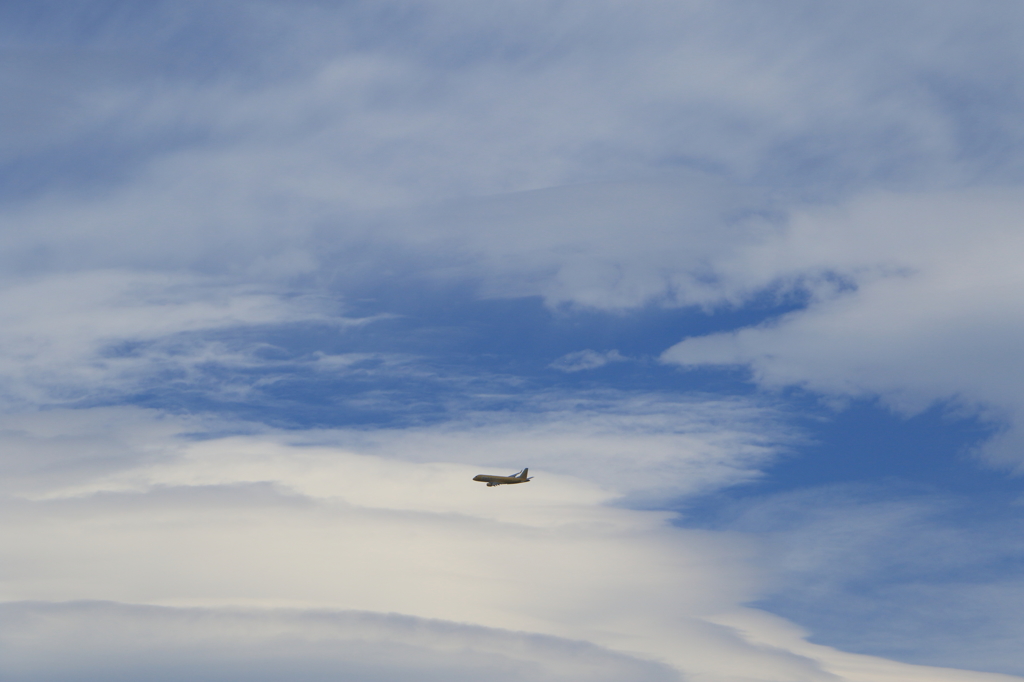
0,270 -> 349,408
549,349 -> 627,372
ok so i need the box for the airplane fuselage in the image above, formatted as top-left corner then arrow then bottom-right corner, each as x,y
473,468 -> 532,486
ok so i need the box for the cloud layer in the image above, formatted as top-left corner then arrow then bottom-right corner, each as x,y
4,1 -> 1024,679
3,413 -> 1019,682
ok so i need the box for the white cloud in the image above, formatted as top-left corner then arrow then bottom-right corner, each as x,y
2,415 -> 1018,681
5,2 -> 1024,288
662,188 -> 1024,468
0,423 -> 776,680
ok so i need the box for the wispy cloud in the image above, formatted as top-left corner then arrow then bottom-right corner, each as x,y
549,349 -> 627,372
0,270 -> 348,407
708,483 -> 1024,674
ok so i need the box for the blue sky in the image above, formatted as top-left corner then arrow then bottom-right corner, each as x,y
3,2 -> 1024,680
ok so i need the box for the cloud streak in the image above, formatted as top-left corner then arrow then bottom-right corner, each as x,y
0,601 -> 681,682
549,349 -> 627,372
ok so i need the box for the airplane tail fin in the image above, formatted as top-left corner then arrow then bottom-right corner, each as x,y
519,467 -> 529,479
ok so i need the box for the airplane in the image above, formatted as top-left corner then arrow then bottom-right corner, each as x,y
473,467 -> 533,487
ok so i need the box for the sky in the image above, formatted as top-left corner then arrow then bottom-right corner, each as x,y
2,1 -> 1024,680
